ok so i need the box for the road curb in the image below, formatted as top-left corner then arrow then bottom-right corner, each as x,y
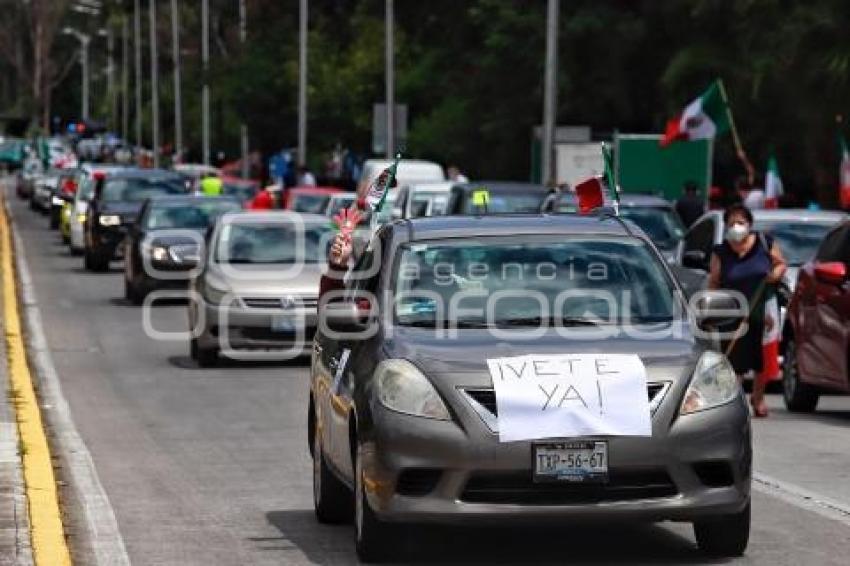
3,193 -> 131,566
1,195 -> 71,564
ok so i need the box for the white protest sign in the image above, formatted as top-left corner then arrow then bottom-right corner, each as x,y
486,354 -> 652,442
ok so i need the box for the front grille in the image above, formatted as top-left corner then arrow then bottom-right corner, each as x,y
460,469 -> 677,505
241,296 -> 319,310
396,469 -> 442,497
463,383 -> 669,418
238,326 -> 316,342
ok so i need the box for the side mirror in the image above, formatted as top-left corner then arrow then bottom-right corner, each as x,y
682,250 -> 708,271
814,261 -> 847,285
319,301 -> 373,334
692,290 -> 747,329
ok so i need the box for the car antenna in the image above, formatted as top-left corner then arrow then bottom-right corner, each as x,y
595,142 -> 634,235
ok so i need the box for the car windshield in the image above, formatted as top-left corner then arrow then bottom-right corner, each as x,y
102,177 -> 185,202
326,196 -> 356,217
144,200 -> 242,230
462,192 -> 544,214
619,207 -> 685,249
411,192 -> 449,217
222,183 -> 257,202
756,221 -> 838,265
292,194 -> 331,214
215,222 -> 332,264
394,236 -> 677,327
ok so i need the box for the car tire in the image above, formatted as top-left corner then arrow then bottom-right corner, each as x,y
693,501 -> 750,557
191,337 -> 218,368
312,414 -> 352,524
61,233 -> 70,245
85,250 -> 109,273
355,443 -> 397,563
782,337 -> 819,413
49,211 -> 59,229
125,276 -> 146,305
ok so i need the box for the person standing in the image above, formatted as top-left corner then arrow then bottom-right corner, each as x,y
708,204 -> 787,417
447,165 -> 469,183
675,181 -> 705,228
200,172 -> 223,196
297,165 -> 317,187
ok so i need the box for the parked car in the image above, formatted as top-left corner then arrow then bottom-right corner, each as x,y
358,159 -> 445,195
446,182 -> 549,215
188,211 -> 333,366
284,186 -> 343,213
123,195 -> 242,304
782,220 -> 850,412
84,169 -> 186,271
678,209 -> 847,339
391,181 -> 453,219
69,165 -> 127,255
173,163 -> 221,193
220,176 -> 260,204
310,214 -> 751,561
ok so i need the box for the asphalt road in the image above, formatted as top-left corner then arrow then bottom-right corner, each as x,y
7,190 -> 850,565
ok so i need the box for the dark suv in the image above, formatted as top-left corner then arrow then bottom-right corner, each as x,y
84,169 -> 186,272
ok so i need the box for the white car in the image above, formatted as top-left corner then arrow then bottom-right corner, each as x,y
391,181 -> 453,219
358,159 -> 445,195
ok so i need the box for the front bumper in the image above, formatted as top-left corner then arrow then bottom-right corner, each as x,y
360,396 -> 751,525
198,301 -> 317,353
90,226 -> 127,258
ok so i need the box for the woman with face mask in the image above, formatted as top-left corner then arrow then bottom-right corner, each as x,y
708,204 -> 787,417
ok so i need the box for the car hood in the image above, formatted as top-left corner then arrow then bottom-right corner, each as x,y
147,230 -> 205,247
385,322 -> 703,387
206,262 -> 324,296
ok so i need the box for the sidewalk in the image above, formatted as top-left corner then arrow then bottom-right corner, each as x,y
0,235 -> 33,566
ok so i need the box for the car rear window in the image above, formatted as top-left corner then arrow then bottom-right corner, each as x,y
102,178 -> 185,202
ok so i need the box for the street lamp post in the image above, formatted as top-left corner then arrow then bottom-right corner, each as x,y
149,0 -> 160,167
297,0 -> 307,168
134,0 -> 143,148
240,0 -> 250,177
122,15 -> 129,141
170,0 -> 183,160
541,0 -> 559,188
201,0 -> 210,165
63,28 -> 91,121
385,0 -> 394,159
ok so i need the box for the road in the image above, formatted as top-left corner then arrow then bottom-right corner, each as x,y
7,190 -> 850,565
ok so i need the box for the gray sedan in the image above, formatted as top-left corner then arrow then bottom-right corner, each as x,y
310,214 -> 751,562
188,211 -> 333,366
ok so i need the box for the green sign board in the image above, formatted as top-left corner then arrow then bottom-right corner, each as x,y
615,134 -> 712,201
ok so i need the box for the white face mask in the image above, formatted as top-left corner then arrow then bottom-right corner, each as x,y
726,222 -> 750,243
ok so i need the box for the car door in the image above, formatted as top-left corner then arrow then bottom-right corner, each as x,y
805,226 -> 850,389
326,241 -> 382,476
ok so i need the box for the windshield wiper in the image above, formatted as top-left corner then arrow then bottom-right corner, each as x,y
495,316 -> 601,327
399,319 -> 492,329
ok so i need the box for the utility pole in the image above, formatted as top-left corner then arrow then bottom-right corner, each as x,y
81,36 -> 90,120
297,0 -> 307,167
149,0 -> 160,167
201,0 -> 210,165
122,15 -> 129,141
106,28 -> 116,131
240,0 -> 250,177
171,0 -> 183,160
134,0 -> 143,148
541,0 -> 559,187
385,0 -> 394,159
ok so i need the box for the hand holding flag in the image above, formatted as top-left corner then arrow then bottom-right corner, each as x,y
332,207 -> 363,238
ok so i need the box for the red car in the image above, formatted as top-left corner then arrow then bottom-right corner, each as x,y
283,186 -> 343,213
783,220 -> 850,412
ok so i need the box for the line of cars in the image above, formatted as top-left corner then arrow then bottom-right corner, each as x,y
15,155 -> 849,562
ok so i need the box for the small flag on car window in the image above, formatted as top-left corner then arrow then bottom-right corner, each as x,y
574,176 -> 606,215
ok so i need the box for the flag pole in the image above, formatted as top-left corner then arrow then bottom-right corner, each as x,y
717,79 -> 755,185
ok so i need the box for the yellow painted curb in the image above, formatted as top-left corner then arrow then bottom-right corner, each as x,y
1,195 -> 73,566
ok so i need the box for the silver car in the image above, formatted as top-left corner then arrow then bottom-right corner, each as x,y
310,214 -> 752,562
188,211 -> 333,366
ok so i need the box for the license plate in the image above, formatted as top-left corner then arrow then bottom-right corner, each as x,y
533,441 -> 608,483
271,315 -> 295,332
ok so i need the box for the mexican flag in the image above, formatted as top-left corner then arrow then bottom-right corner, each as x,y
764,155 -> 783,209
661,81 -> 730,147
757,295 -> 781,384
840,134 -> 850,210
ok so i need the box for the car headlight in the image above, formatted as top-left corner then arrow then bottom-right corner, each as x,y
51,195 -> 63,206
98,214 -> 121,226
76,213 -> 87,223
680,351 -> 740,415
202,278 -> 230,305
375,359 -> 450,420
151,246 -> 169,262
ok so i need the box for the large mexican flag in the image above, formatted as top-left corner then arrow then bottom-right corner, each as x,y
661,81 -> 730,147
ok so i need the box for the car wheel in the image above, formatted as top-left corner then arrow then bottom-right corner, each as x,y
192,337 -> 218,368
313,413 -> 352,524
49,211 -> 59,229
85,250 -> 109,273
694,501 -> 750,557
355,442 -> 397,563
61,233 -> 70,245
782,337 -> 818,412
125,276 -> 145,305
